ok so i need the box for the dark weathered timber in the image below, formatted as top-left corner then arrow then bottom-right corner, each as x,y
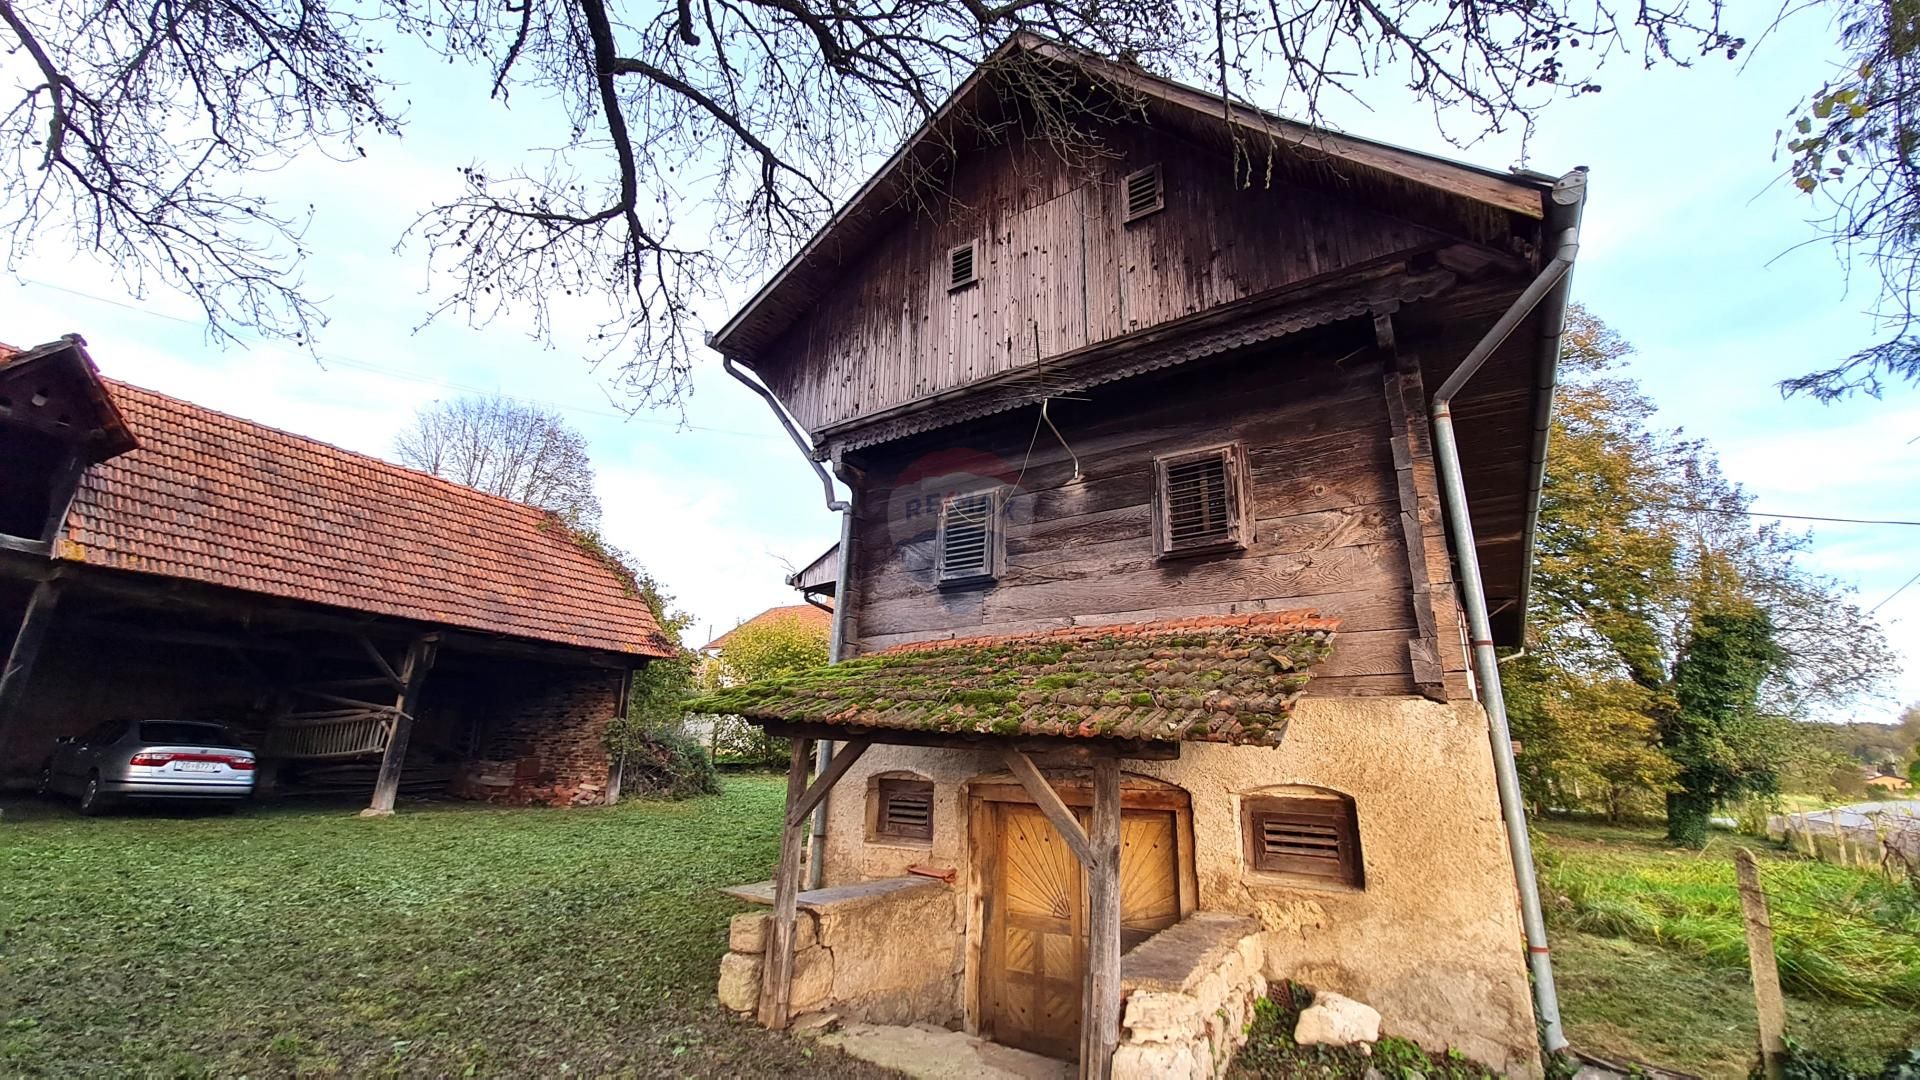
759,738 -> 815,1029
758,720 -> 1181,760
39,451 -> 88,544
1377,315 -> 1446,701
1001,749 -> 1095,869
1080,756 -> 1122,1080
0,577 -> 63,734
366,634 -> 439,815
786,737 -> 872,827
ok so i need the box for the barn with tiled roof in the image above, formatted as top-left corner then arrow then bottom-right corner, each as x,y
0,334 -> 672,810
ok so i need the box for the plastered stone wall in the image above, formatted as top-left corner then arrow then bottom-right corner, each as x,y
1113,913 -> 1268,1079
812,696 -> 1540,1074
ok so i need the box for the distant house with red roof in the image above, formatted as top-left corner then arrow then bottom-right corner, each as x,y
0,334 -> 672,810
701,603 -> 833,655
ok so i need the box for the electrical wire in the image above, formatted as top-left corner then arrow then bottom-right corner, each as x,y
1867,569 -> 1920,615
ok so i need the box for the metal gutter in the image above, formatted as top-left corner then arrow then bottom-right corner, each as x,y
1428,167 -> 1586,1056
724,356 -> 853,890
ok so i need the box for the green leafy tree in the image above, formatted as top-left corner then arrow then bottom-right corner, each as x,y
1663,605 -> 1788,845
1503,306 -> 1899,834
698,613 -> 830,766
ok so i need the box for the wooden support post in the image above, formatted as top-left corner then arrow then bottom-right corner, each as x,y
364,634 -> 439,816
0,578 -> 63,737
606,666 -> 638,807
1001,749 -> 1095,869
759,737 -> 814,1029
1080,756 -> 1123,1080
786,737 -> 871,827
1376,313 -> 1446,701
1735,849 -> 1787,1080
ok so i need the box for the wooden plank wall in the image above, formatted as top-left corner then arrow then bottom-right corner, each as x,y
844,333 -> 1471,698
759,126 -> 1446,435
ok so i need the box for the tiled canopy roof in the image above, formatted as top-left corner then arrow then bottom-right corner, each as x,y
686,612 -> 1336,746
702,603 -> 832,652
55,377 -> 672,658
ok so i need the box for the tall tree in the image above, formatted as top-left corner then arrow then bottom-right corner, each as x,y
0,0 -> 1741,404
1503,307 -> 1899,834
1663,604 -> 1788,844
396,394 -> 602,526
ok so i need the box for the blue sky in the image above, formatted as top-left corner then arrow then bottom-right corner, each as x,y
6,9 -> 1916,721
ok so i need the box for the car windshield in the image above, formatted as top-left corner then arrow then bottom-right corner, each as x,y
137,722 -> 230,745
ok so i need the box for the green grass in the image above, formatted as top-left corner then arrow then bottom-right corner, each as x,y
0,779 -> 897,1079
1539,819 -> 1920,1077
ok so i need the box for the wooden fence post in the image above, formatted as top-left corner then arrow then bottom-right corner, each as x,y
1735,848 -> 1787,1080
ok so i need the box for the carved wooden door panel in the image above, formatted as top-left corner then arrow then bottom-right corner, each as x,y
981,804 -> 1180,1060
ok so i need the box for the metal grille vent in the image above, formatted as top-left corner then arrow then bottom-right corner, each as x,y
938,491 -> 995,583
1165,455 -> 1232,548
1124,165 -> 1164,222
949,242 -> 978,290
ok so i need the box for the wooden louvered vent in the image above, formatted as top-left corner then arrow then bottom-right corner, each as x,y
1153,444 -> 1247,557
875,778 -> 934,841
937,490 -> 998,585
948,240 -> 979,290
1123,164 -> 1164,222
1244,795 -> 1363,887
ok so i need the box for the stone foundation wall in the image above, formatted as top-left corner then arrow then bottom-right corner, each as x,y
450,666 -> 620,807
1114,914 -> 1268,1079
811,696 -> 1541,1074
717,877 -> 962,1026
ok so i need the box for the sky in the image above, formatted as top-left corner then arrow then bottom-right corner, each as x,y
5,8 -> 1917,721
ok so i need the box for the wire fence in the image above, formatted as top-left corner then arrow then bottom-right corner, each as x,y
1767,801 -> 1920,876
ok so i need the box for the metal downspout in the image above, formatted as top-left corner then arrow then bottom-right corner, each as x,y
1429,168 -> 1586,1055
722,356 -> 850,891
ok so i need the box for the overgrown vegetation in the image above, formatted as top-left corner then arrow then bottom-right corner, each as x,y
0,781 -> 893,1078
695,612 -> 831,767
1538,819 -> 1920,1076
1229,982 -> 1500,1080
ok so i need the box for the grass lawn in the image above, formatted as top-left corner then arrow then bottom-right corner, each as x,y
1538,819 -> 1920,1077
0,777 -> 898,1079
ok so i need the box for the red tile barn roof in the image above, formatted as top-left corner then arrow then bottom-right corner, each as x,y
44,369 -> 670,658
702,602 -> 832,652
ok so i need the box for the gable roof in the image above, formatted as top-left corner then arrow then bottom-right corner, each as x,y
685,611 -> 1336,746
702,603 -> 832,652
0,336 -> 137,461
16,346 -> 671,658
710,33 -> 1555,362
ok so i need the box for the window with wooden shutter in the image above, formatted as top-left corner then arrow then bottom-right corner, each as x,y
1122,164 -> 1164,223
937,489 -> 999,586
1152,444 -> 1249,557
948,240 -> 980,291
1242,794 -> 1364,888
874,778 -> 935,842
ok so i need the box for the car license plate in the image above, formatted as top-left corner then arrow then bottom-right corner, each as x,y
176,760 -> 218,772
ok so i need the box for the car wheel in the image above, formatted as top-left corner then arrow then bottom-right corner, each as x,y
77,774 -> 111,816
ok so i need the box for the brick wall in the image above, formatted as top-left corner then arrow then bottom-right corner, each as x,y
450,665 -> 621,807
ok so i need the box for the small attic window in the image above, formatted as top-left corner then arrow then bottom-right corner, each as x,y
937,489 -> 999,586
872,777 -> 935,843
1153,444 -> 1249,557
948,240 -> 980,291
1123,164 -> 1164,223
1243,793 -> 1364,889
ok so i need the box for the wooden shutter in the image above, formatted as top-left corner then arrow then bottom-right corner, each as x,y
1243,795 -> 1363,887
948,240 -> 980,291
1122,164 -> 1165,223
1153,444 -> 1249,557
876,778 -> 934,840
937,489 -> 998,585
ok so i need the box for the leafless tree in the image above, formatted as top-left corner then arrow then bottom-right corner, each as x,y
396,394 -> 603,526
2,0 -> 1743,405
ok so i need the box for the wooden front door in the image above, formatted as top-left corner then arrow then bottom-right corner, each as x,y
980,799 -> 1185,1060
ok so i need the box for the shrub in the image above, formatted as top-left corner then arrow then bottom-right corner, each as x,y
613,724 -> 720,800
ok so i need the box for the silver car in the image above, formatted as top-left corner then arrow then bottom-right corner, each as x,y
40,719 -> 257,814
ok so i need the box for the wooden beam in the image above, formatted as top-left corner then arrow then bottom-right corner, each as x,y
356,636 -> 403,687
1735,849 -> 1787,1080
1080,756 -> 1123,1080
364,633 -> 439,816
759,719 -> 1179,761
759,737 -> 814,1029
0,534 -> 51,556
0,578 -> 63,736
1001,749 -> 1095,870
1378,318 -> 1446,702
786,737 -> 872,827
39,451 -> 88,545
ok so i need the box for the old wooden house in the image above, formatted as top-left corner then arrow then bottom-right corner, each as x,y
696,36 -> 1581,1079
0,335 -> 672,811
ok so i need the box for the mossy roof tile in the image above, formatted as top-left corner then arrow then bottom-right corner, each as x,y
686,611 -> 1337,746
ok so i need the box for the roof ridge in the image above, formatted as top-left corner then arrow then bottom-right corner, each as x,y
102,378 -> 574,526
878,610 -> 1339,655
